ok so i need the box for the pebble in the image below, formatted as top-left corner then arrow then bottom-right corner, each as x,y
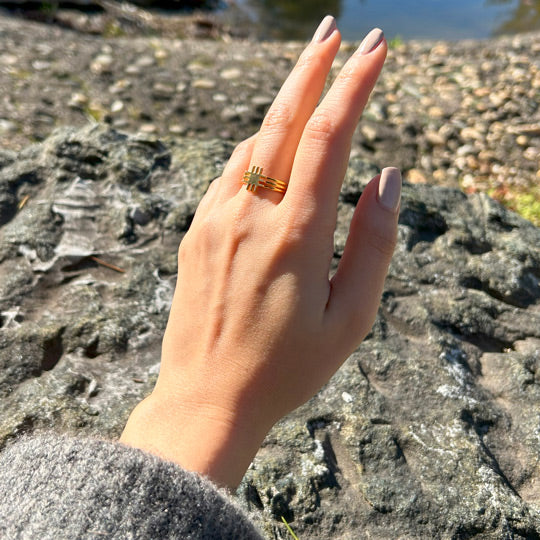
168,124 -> 187,135
428,106 -> 444,118
109,79 -> 132,94
125,65 -> 140,75
68,93 -> 88,108
361,125 -> 378,142
523,147 -> 538,161
136,55 -> 155,68
154,49 -> 168,61
32,60 -> 51,71
110,100 -> 124,113
406,169 -> 428,184
192,79 -> 216,89
0,53 -> 18,65
139,123 -> 157,133
90,54 -> 113,74
0,119 -> 17,134
460,127 -> 483,141
426,130 -> 446,146
220,106 -> 240,121
220,68 -> 242,80
251,95 -> 273,108
152,82 -> 175,99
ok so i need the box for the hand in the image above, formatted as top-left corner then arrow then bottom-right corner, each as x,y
120,17 -> 401,489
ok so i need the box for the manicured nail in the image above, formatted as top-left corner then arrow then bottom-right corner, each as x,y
358,28 -> 384,55
312,15 -> 337,43
378,167 -> 402,212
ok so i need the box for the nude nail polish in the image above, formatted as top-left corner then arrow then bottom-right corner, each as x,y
358,28 -> 384,55
378,167 -> 402,212
312,15 -> 337,43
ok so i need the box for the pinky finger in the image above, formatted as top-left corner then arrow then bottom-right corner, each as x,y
326,167 -> 401,355
218,132 -> 258,200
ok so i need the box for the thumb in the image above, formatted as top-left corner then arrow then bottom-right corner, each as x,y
326,167 -> 401,353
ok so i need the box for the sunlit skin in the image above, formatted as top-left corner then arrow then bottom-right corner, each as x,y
120,19 -> 401,490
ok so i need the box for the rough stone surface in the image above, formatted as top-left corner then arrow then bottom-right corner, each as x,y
1,125 -> 539,539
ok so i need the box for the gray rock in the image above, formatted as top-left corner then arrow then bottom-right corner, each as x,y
0,125 -> 539,539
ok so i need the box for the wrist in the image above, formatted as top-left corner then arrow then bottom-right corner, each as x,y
120,387 -> 269,489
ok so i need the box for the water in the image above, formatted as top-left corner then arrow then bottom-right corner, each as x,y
231,0 -> 540,41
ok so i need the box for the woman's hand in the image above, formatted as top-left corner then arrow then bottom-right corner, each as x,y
120,16 -> 401,489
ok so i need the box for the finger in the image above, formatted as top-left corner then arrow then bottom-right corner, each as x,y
237,15 -> 341,203
192,134 -> 257,222
284,29 -> 387,232
217,132 -> 258,201
326,168 -> 401,353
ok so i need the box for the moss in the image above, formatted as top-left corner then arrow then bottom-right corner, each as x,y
83,104 -> 105,123
488,185 -> 540,226
9,69 -> 32,80
103,21 -> 126,38
512,191 -> 540,226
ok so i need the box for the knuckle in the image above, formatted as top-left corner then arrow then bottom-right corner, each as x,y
337,62 -> 359,86
262,100 -> 295,135
232,137 -> 253,157
365,227 -> 398,260
204,177 -> 220,198
295,48 -> 327,76
305,109 -> 341,144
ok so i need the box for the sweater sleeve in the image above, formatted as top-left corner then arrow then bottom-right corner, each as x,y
0,434 -> 265,540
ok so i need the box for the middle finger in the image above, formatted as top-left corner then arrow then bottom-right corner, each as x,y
236,15 -> 341,203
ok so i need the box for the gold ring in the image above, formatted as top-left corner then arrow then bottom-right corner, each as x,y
242,166 -> 288,194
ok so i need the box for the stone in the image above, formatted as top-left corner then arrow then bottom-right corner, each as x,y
220,68 -> 242,80
68,93 -> 89,109
192,78 -> 216,89
0,120 -> 17,134
406,168 -> 428,184
90,54 -> 113,74
110,100 -> 124,113
1,126 -> 539,539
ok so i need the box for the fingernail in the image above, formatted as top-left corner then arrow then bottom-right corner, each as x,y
378,167 -> 402,212
312,15 -> 337,43
358,28 -> 384,55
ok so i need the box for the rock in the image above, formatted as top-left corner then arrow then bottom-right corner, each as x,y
151,82 -> 175,100
90,53 -> 113,74
0,126 -> 539,539
192,78 -> 216,89
68,93 -> 89,109
220,67 -> 242,80
0,119 -> 17,134
110,100 -> 124,113
405,168 -> 428,184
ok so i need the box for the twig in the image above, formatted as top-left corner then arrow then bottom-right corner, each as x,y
90,256 -> 125,273
18,194 -> 30,210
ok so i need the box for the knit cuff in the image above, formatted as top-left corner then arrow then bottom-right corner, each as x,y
0,433 -> 263,540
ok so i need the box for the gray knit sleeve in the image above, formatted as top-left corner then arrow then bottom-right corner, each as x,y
0,434 -> 264,540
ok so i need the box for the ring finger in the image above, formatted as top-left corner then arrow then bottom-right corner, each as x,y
235,15 -> 341,203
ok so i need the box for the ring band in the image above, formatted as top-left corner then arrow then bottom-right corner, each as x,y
242,166 -> 288,194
